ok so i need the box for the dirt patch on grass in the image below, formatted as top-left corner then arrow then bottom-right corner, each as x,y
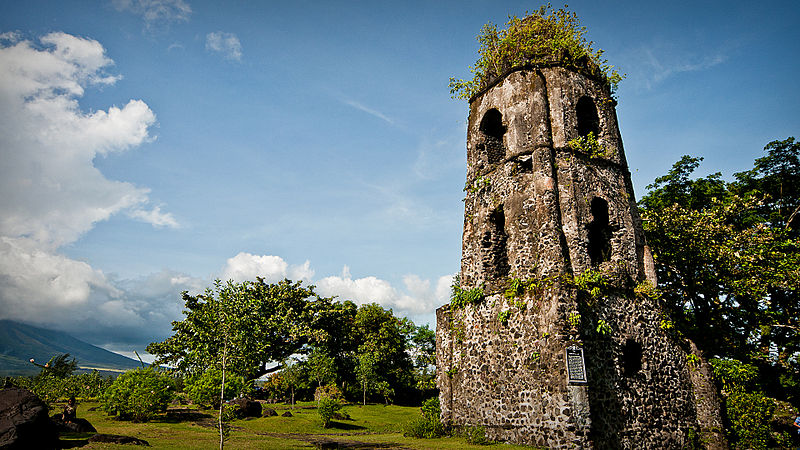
257,432 -> 410,449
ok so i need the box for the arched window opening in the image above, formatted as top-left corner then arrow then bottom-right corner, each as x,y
587,197 -> 611,266
481,205 -> 509,280
576,96 -> 600,138
479,109 -> 506,164
621,339 -> 643,376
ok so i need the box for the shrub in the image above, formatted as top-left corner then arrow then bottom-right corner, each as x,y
464,425 -> 489,445
449,5 -> 622,100
314,384 -> 345,403
102,367 -> 175,422
185,368 -> 244,409
403,397 -> 446,439
317,396 -> 343,428
726,391 -> 775,450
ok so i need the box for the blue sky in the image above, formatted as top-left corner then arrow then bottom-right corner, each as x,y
1,0 -> 798,358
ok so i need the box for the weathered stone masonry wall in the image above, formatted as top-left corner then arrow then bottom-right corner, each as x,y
437,66 -> 711,449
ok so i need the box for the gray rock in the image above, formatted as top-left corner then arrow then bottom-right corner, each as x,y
0,387 -> 59,449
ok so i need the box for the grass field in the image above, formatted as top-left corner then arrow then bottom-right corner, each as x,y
60,400 -> 531,449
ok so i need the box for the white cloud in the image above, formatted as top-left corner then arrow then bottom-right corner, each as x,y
128,205 -> 179,228
205,32 -> 242,61
111,0 -> 192,28
220,252 -> 314,283
316,267 -> 453,316
0,32 -> 180,348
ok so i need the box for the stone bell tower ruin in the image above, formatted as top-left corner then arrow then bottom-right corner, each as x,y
436,60 -> 725,448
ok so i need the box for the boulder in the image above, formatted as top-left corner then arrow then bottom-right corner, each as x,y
0,387 -> 59,449
281,411 -> 293,417
262,408 -> 277,417
229,398 -> 261,418
50,414 -> 96,433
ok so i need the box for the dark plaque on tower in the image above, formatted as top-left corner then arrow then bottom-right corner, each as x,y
566,346 -> 587,384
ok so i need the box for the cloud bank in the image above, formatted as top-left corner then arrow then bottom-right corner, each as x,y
0,32 -> 181,348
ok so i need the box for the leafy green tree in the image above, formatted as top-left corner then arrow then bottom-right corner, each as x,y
356,345 -> 379,405
639,139 -> 800,403
185,368 -> 244,409
307,348 -> 336,388
353,303 -> 415,400
409,324 -> 436,392
102,367 -> 175,422
279,358 -> 306,408
147,278 -> 335,380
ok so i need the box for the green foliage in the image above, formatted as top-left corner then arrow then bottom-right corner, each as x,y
279,358 -> 307,406
147,278 -> 337,380
463,425 -> 489,445
307,348 -> 336,388
450,4 -> 622,100
567,312 -> 581,329
634,280 -> 660,301
710,358 -> 778,449
185,368 -> 244,409
726,391 -> 775,450
573,269 -> 610,302
357,345 -> 379,405
102,367 -> 175,422
595,319 -> 611,335
710,358 -> 759,394
497,310 -> 510,326
450,275 -> 485,309
317,394 -> 343,428
503,277 -> 525,300
37,353 -> 78,378
314,384 -> 345,403
465,176 -> 491,194
403,397 -> 446,439
409,324 -> 436,392
10,370 -> 113,407
568,132 -> 609,158
639,144 -> 800,381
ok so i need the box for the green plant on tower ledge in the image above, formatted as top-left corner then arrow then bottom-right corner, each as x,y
449,4 -> 623,101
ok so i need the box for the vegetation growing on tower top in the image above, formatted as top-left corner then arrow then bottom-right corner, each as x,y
449,4 -> 623,100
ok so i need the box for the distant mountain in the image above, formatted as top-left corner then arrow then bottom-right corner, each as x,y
0,320 -> 143,377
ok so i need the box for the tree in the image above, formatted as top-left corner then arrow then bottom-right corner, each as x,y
307,348 -> 336,388
147,278 -> 335,380
356,345 -> 379,405
409,324 -> 436,392
353,303 -> 415,399
279,358 -> 306,408
38,353 -> 78,379
639,140 -> 800,402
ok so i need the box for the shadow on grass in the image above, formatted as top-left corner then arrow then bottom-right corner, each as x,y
159,408 -> 213,423
326,421 -> 367,431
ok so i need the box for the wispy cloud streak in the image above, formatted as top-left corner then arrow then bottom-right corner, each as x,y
343,99 -> 395,125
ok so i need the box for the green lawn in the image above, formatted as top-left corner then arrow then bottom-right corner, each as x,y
62,400 -> 531,449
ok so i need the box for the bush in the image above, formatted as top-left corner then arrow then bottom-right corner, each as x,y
102,367 -> 175,422
314,384 -> 345,403
403,397 -> 446,439
316,384 -> 344,428
9,370 -> 113,407
726,391 -> 775,450
185,368 -> 244,409
317,397 -> 343,428
464,425 -> 489,445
